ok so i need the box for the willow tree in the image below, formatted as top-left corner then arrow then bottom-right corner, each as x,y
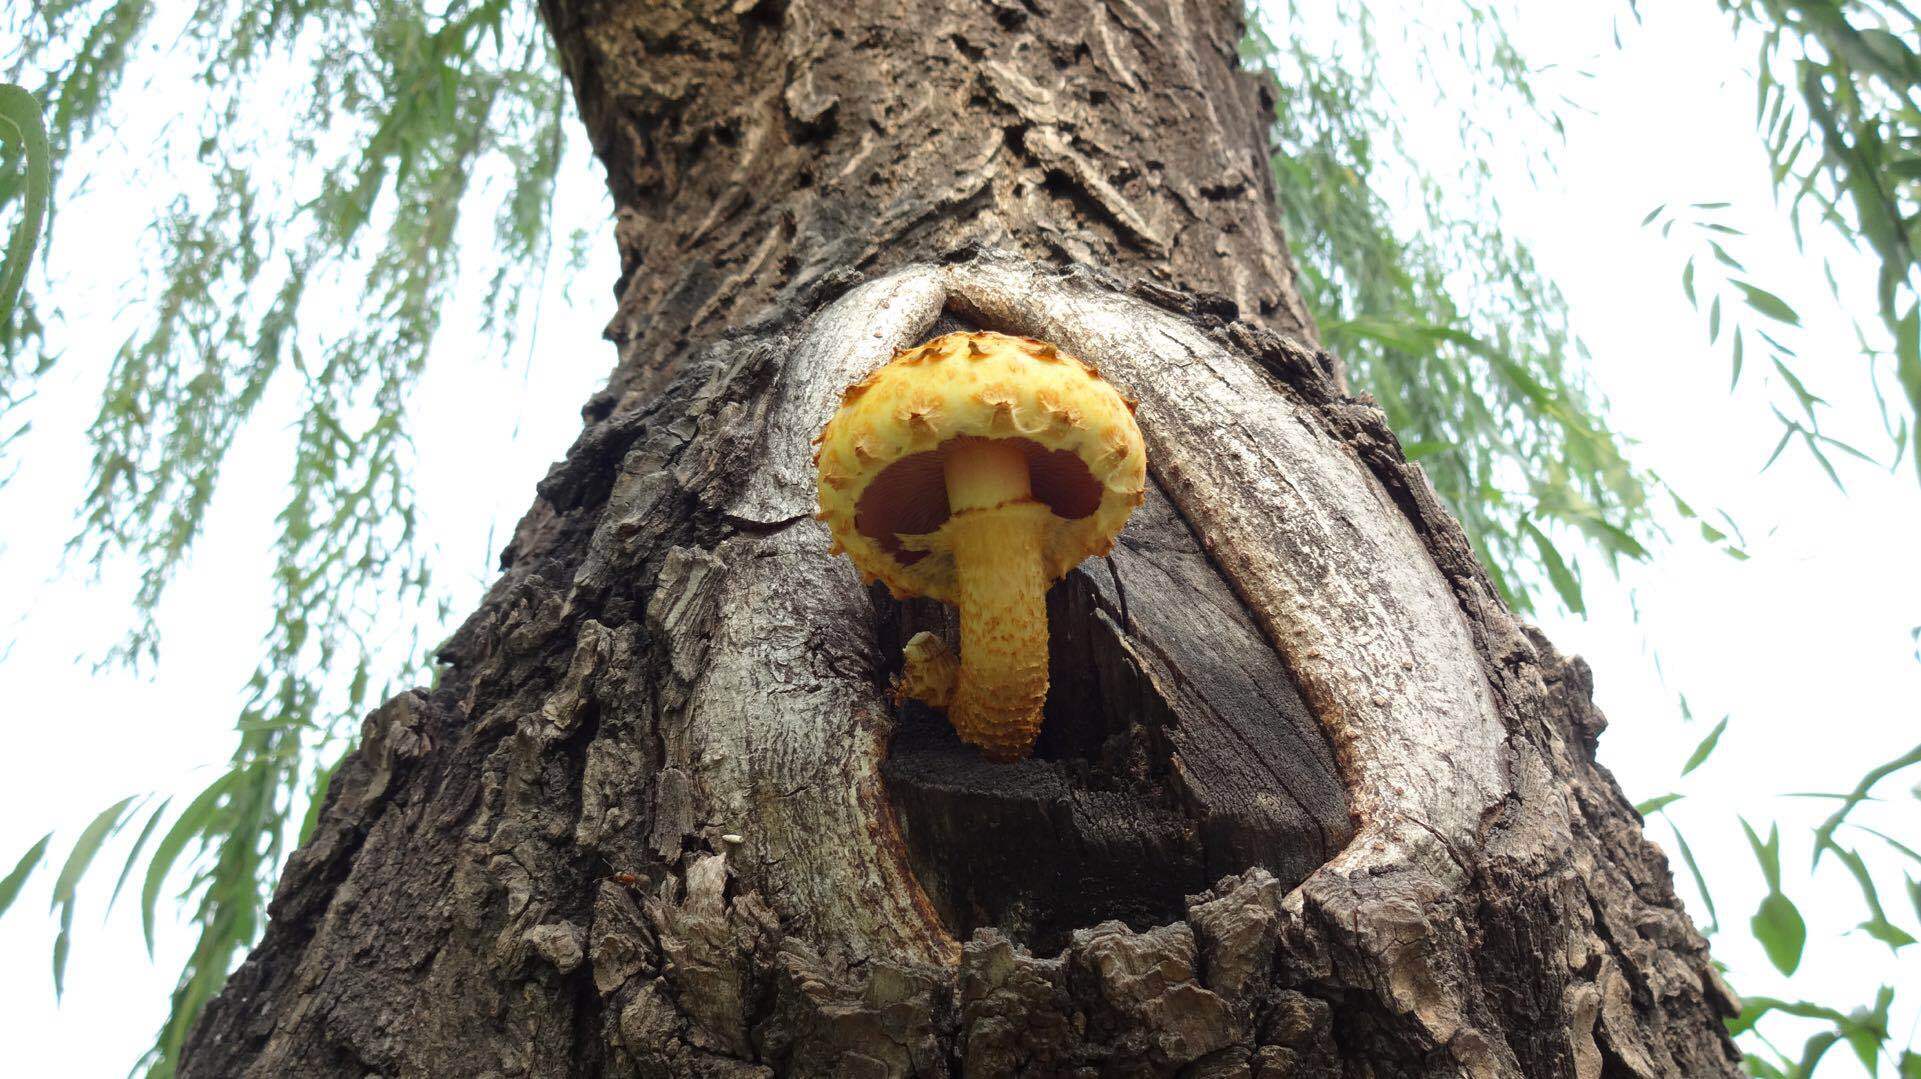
94,1 -> 1750,1075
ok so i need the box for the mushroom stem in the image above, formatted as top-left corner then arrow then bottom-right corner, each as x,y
895,439 -> 1055,761
942,436 -> 1031,511
943,501 -> 1052,762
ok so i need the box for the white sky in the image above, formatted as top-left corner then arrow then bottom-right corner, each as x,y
2,1 -> 1917,1074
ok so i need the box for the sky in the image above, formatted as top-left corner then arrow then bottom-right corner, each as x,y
3,1 -> 1918,1075
1479,4 -> 1921,1068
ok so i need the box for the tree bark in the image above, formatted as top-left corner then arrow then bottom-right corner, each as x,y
181,1 -> 1743,1076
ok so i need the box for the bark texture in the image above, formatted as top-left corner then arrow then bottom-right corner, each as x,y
181,2 -> 1742,1077
542,0 -> 1315,409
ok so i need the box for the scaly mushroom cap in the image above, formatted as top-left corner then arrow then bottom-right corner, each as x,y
813,331 -> 1146,601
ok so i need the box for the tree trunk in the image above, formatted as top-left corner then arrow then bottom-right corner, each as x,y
181,2 -> 1743,1076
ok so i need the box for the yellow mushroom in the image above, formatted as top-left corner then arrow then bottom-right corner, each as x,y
813,331 -> 1147,762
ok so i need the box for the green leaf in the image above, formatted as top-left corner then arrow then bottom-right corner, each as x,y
1736,995 -> 1846,1031
1848,825 -> 1921,867
0,833 -> 53,918
1833,846 -> 1914,952
1743,818 -> 1784,892
1733,280 -> 1802,326
1840,986 -> 1895,1073
108,798 -> 171,914
51,929 -> 69,1000
0,84 -> 53,328
1729,997 -> 1773,1038
1756,326 -> 1799,360
1667,818 -> 1719,935
1752,892 -> 1808,976
50,797 -> 139,915
1859,917 -> 1916,951
1681,715 -> 1729,776
49,796 -> 138,996
1896,304 -> 1920,482
1521,517 -> 1584,614
1854,28 -> 1918,79
1795,1030 -> 1841,1076
1328,316 -> 1448,356
141,771 -> 236,955
1803,431 -> 1846,492
1813,743 -> 1921,867
1771,362 -> 1823,422
1762,424 -> 1796,473
1637,793 -> 1683,816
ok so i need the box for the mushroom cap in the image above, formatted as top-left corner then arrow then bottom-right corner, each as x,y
814,331 -> 1147,604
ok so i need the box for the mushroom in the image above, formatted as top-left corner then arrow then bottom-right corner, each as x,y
813,331 -> 1147,762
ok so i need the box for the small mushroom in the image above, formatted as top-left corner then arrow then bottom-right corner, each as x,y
814,331 -> 1147,761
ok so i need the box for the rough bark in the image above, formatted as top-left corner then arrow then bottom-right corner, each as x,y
541,0 -> 1316,410
181,2 -> 1741,1077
